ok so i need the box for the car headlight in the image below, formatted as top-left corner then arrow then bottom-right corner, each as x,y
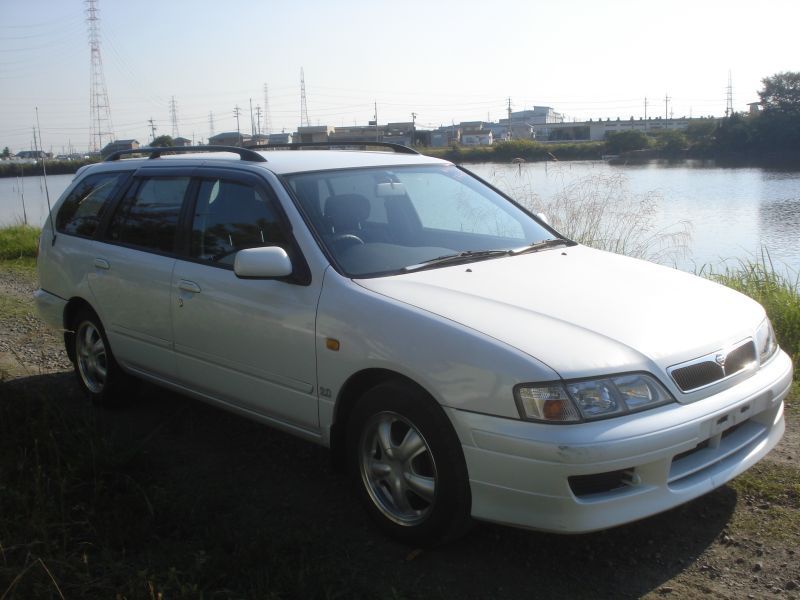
755,318 -> 778,364
515,373 -> 674,423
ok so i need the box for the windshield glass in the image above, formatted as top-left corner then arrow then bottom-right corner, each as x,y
285,164 -> 558,277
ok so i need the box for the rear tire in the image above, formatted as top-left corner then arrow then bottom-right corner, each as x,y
70,308 -> 138,405
347,380 -> 472,546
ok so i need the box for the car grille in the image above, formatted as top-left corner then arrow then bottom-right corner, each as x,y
669,340 -> 757,392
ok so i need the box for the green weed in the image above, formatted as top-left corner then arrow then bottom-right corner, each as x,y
702,252 -> 800,377
0,225 -> 40,260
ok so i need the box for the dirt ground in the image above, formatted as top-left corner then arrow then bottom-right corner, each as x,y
1,264 -> 798,599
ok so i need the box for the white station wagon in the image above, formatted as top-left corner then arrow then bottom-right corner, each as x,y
35,144 -> 792,545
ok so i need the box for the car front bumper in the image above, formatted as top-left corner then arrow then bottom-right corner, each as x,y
445,350 -> 793,533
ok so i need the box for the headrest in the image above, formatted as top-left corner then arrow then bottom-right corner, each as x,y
323,194 -> 371,226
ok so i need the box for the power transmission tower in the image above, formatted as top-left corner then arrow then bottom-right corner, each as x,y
169,96 -> 180,138
86,0 -> 114,153
263,83 -> 271,135
147,118 -> 157,142
208,111 -> 215,138
300,68 -> 310,127
506,98 -> 513,140
725,70 -> 734,117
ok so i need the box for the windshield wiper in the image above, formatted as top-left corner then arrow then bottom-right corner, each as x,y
404,249 -> 512,271
510,238 -> 572,256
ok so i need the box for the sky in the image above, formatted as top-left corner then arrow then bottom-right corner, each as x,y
2,0 -> 798,153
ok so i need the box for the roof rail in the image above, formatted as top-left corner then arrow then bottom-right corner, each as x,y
248,141 -> 419,155
104,145 -> 267,163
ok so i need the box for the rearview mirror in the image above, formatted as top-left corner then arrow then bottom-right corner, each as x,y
376,182 -> 407,197
234,246 -> 292,278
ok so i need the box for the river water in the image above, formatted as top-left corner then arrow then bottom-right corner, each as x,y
1,162 -> 799,275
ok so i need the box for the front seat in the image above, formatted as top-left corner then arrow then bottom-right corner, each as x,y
323,193 -> 371,237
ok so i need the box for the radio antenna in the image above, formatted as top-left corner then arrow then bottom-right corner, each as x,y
35,107 -> 57,246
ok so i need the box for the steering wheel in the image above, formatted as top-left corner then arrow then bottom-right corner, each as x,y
330,233 -> 365,251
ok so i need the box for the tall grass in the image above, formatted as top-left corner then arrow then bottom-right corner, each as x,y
486,167 -> 692,265
701,252 -> 800,375
0,224 -> 39,260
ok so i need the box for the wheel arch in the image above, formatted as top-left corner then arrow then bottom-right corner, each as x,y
329,368 -> 441,471
62,297 -> 99,363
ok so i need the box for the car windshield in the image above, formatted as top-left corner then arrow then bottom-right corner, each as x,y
285,164 -> 560,277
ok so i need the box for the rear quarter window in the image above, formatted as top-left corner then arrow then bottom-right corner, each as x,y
56,171 -> 128,238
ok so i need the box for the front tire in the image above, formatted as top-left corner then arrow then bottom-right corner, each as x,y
71,308 -> 137,405
347,380 -> 471,546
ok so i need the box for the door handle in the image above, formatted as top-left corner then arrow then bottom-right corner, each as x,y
178,280 -> 201,293
93,258 -> 110,270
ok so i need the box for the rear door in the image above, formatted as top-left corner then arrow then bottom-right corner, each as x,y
89,169 -> 193,378
170,169 -> 320,430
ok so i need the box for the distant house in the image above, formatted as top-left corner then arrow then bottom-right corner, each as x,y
460,122 -> 493,146
173,137 -> 192,147
382,122 -> 414,147
296,125 -> 334,143
208,132 -> 250,147
100,139 -> 139,158
430,125 -> 461,147
329,125 -> 381,143
268,132 -> 293,144
246,134 -> 270,147
15,150 -> 49,160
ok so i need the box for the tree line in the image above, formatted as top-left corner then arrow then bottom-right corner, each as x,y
604,72 -> 800,162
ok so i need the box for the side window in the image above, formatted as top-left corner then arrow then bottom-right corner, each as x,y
56,172 -> 127,237
190,178 -> 287,266
107,176 -> 190,253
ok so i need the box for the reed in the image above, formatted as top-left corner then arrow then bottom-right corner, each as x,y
700,251 -> 800,375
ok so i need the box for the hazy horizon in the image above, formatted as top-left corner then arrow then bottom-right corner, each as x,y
2,0 -> 798,152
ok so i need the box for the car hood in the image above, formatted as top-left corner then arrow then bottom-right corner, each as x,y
355,245 -> 765,380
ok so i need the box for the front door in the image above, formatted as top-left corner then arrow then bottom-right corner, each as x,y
170,173 -> 320,430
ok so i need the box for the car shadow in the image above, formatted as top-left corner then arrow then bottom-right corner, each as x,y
2,373 -> 736,599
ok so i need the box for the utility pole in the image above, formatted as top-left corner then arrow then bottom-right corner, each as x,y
664,93 -> 671,120
374,102 -> 379,141
255,105 -> 263,136
147,118 -> 157,142
507,97 -> 513,140
233,105 -> 241,144
411,112 -> 417,146
644,97 -> 648,131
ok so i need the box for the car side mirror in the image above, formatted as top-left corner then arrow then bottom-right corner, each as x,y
536,212 -> 550,226
234,246 -> 293,279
